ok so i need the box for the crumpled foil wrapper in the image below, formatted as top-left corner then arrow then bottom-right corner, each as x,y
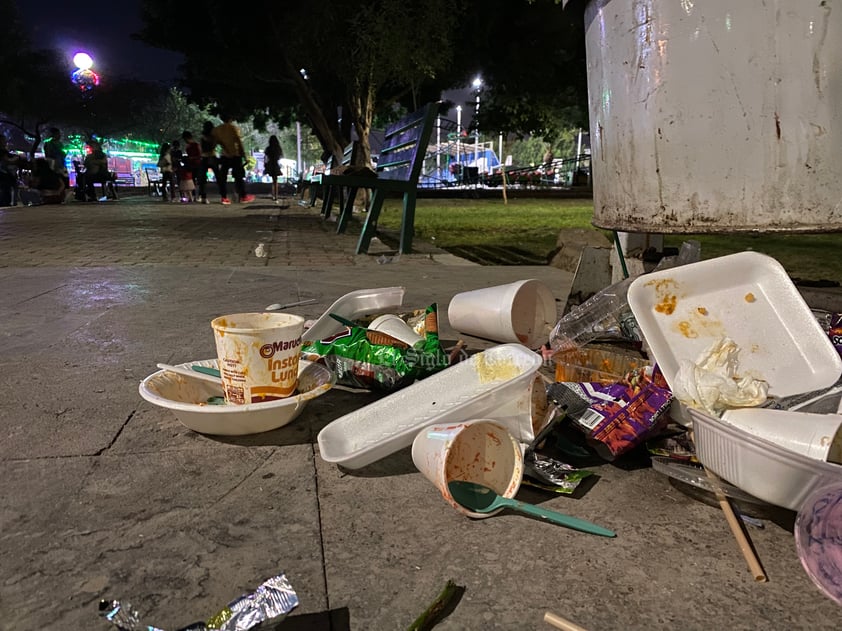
99,572 -> 299,631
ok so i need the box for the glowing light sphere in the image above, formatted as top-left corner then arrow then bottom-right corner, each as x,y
71,68 -> 100,92
73,52 -> 93,70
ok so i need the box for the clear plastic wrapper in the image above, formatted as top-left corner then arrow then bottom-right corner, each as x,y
549,277 -> 637,352
522,406 -> 593,492
549,240 -> 702,353
98,572 -> 298,631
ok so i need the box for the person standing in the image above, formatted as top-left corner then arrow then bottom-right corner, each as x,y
180,130 -> 202,202
198,120 -> 220,204
169,138 -> 183,194
81,140 -> 110,201
0,136 -> 24,206
157,142 -> 175,201
213,114 -> 254,205
263,134 -> 283,202
43,127 -> 69,186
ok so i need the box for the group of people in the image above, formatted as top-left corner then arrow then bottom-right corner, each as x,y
27,128 -> 109,205
155,115 -> 284,206
1,114 -> 287,209
1,128 -> 73,207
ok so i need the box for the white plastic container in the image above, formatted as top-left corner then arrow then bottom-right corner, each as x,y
139,359 -> 335,435
689,408 -> 842,511
317,344 -> 543,469
628,251 -> 842,399
303,286 -> 405,342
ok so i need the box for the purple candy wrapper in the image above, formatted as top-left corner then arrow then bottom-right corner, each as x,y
548,370 -> 673,460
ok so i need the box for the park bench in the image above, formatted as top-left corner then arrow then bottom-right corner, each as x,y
301,163 -> 326,206
320,141 -> 362,220
324,102 -> 439,254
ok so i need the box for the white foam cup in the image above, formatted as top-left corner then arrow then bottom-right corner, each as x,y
486,373 -> 550,444
211,312 -> 305,405
368,313 -> 424,347
411,419 -> 524,518
721,408 -> 842,463
447,279 -> 557,348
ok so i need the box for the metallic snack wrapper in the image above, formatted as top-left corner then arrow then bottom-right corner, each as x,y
99,572 -> 299,631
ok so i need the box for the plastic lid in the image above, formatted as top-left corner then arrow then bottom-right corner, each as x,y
794,481 -> 842,605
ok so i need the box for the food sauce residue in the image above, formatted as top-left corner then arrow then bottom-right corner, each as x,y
645,278 -> 680,315
678,321 -> 699,338
745,292 -> 756,303
474,354 -> 520,383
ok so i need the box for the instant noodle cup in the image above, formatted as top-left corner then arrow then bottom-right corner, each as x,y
211,312 -> 305,405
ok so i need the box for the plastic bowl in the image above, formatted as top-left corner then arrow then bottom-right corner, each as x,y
139,359 -> 335,435
689,408 -> 842,511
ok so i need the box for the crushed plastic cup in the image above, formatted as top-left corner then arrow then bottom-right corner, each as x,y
721,408 -> 842,464
795,482 -> 842,605
368,313 -> 424,347
211,312 -> 305,405
447,279 -> 557,348
411,419 -> 524,519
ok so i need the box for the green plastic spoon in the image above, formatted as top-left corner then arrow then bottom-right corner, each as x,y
447,480 -> 616,538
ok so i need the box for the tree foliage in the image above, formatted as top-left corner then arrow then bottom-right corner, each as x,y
136,0 -> 464,166
4,0 -> 591,165
0,0 -> 185,155
0,0 -> 85,155
133,88 -> 218,146
454,0 -> 588,141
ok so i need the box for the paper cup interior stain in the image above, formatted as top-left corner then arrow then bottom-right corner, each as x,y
412,419 -> 523,519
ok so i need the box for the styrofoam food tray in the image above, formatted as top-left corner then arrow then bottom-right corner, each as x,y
139,359 -> 335,435
689,408 -> 842,511
628,251 -> 842,398
304,286 -> 405,342
317,344 -> 543,469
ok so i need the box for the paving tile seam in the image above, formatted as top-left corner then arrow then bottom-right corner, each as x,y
308,441 -> 333,615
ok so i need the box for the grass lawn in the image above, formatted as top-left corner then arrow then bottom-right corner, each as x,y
374,196 -> 842,283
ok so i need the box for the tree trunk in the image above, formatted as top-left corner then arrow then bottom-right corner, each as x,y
283,56 -> 346,165
348,86 -> 376,169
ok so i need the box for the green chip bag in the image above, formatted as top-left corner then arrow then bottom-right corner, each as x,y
301,303 -> 449,391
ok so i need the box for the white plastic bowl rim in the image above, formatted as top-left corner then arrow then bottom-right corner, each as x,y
139,358 -> 334,414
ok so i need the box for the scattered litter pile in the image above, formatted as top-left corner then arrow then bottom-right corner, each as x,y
131,248 -> 842,627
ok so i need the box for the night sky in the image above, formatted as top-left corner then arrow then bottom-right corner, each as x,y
16,0 -> 183,84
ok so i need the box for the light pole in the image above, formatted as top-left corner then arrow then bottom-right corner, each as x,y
456,105 -> 462,183
436,115 -> 441,175
472,76 -> 482,173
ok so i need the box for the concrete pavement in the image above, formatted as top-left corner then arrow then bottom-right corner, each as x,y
1,193 -> 840,630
